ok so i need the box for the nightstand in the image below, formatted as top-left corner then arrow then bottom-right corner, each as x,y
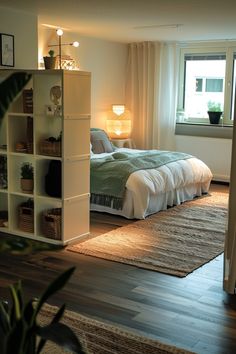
111,138 -> 135,149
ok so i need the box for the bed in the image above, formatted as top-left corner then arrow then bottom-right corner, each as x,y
90,129 -> 213,219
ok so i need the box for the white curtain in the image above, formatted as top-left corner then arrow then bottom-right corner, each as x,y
126,41 -> 179,150
224,115 -> 236,294
154,42 -> 179,151
126,42 -> 156,149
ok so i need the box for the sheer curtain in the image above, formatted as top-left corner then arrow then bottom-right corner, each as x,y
155,42 -> 179,151
126,41 -> 179,150
126,42 -> 156,149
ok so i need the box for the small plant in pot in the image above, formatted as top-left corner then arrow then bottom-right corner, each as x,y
207,101 -> 223,124
21,162 -> 34,194
43,50 -> 56,70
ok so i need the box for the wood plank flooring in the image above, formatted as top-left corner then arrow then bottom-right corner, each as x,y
0,183 -> 236,353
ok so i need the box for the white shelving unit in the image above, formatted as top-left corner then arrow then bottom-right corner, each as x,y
0,69 -> 91,245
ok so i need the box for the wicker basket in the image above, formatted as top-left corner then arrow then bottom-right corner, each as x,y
42,208 -> 61,240
39,140 -> 61,157
23,89 -> 33,114
19,206 -> 34,233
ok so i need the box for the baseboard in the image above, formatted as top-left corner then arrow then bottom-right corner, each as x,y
211,180 -> 230,186
212,174 -> 230,184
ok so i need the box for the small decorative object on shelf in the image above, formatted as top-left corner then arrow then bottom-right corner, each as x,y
59,54 -> 78,70
43,50 -> 56,70
45,104 -> 62,117
50,85 -> 61,105
23,89 -> 33,113
42,207 -> 61,239
18,198 -> 34,233
20,162 -> 34,193
16,141 -> 27,153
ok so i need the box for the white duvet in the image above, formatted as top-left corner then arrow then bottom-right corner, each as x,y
90,148 -> 213,219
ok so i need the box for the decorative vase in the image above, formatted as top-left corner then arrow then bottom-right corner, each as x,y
21,178 -> 33,193
208,111 -> 222,124
43,57 -> 56,70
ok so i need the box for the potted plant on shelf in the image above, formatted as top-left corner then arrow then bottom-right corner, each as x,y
20,162 -> 34,193
207,101 -> 223,124
43,50 -> 56,70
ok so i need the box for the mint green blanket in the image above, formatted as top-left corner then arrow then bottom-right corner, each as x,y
90,150 -> 192,210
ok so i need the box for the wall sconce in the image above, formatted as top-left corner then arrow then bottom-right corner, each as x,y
48,28 -> 79,69
106,104 -> 132,139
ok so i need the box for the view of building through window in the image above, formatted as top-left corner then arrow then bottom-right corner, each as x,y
184,56 -> 225,120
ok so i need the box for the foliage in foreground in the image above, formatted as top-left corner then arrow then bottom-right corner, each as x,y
0,267 -> 87,354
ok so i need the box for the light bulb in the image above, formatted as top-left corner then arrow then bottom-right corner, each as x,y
56,28 -> 63,36
72,41 -> 79,47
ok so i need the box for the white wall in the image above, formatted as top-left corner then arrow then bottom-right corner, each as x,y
176,135 -> 232,181
0,8 -> 230,180
0,7 -> 38,69
38,27 -> 128,129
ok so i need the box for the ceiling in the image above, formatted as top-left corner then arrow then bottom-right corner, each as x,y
1,0 -> 236,43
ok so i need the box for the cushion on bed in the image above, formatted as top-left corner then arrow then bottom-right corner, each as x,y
90,128 -> 114,154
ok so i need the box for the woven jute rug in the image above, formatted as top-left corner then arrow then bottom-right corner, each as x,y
40,303 -> 195,354
68,192 -> 228,277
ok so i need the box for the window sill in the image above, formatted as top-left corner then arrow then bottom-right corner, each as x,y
175,122 -> 233,139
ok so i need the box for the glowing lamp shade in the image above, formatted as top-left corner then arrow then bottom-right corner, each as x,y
106,105 -> 132,139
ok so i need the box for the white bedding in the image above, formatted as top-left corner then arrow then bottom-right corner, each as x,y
90,148 -> 213,219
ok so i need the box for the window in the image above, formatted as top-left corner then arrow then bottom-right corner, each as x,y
195,78 -> 203,92
205,78 -> 223,92
178,44 -> 236,126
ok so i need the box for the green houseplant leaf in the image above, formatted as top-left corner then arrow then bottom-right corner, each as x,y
0,72 -> 32,120
0,267 -> 87,354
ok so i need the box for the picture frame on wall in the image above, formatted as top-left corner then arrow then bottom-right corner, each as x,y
0,33 -> 14,67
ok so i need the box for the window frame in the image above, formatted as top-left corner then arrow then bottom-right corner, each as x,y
178,42 -> 236,126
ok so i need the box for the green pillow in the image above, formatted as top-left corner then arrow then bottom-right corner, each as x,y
90,128 -> 114,154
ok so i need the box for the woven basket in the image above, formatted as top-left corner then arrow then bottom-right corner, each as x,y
39,140 -> 61,157
19,206 -> 34,233
42,208 -> 61,240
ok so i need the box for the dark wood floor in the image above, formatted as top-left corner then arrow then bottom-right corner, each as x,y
1,183 -> 236,354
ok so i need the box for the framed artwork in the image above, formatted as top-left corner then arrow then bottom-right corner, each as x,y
0,33 -> 14,67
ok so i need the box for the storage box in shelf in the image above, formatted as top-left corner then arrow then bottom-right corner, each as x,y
42,208 -> 61,240
0,210 -> 8,227
39,140 -> 61,157
18,205 -> 34,233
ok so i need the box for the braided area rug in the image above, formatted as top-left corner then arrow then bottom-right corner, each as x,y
68,192 -> 228,277
40,304 -> 195,354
